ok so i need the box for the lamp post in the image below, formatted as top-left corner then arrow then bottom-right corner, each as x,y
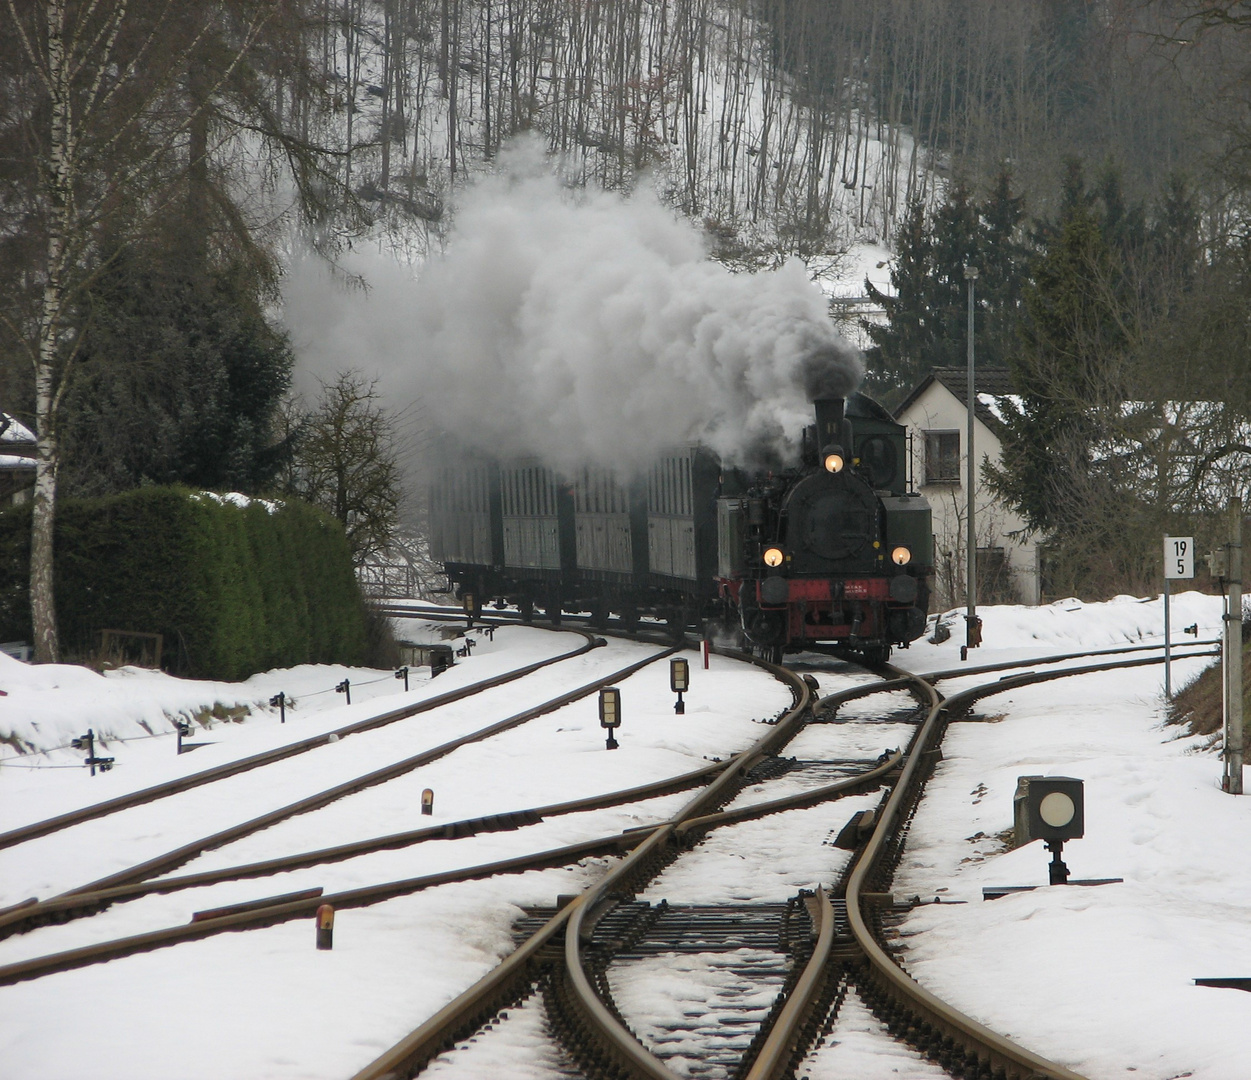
964,265 -> 981,654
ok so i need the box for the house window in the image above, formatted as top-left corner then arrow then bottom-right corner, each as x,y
924,431 -> 960,484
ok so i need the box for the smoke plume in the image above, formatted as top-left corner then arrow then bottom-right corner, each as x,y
283,138 -> 864,475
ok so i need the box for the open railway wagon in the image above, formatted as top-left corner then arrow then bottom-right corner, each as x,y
428,392 -> 933,661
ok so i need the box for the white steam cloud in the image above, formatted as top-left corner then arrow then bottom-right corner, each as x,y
283,138 -> 863,475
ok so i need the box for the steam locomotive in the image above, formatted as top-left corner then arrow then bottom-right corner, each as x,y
428,392 -> 932,662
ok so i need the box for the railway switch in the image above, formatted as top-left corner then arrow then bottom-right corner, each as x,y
316,904 -> 335,950
834,808 -> 876,849
599,687 -> 621,750
670,658 -> 689,714
1014,776 -> 1084,885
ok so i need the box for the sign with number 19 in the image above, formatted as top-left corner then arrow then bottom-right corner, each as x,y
1164,536 -> 1194,580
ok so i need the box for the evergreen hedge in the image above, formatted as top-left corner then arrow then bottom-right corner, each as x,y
0,487 -> 368,681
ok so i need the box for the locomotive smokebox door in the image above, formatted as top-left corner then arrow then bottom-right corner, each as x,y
760,576 -> 789,605
1013,776 -> 1084,846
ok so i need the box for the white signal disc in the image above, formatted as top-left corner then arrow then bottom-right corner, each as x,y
1039,791 -> 1075,828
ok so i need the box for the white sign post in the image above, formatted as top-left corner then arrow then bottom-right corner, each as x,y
1164,536 -> 1195,697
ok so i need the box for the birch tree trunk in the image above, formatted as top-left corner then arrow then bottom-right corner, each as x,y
30,0 -> 74,663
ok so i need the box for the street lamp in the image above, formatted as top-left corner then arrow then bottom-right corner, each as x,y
964,264 -> 982,655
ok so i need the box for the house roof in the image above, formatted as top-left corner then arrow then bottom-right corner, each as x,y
894,367 -> 1016,432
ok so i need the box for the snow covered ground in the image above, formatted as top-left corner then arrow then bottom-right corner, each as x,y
0,593 -> 1247,1080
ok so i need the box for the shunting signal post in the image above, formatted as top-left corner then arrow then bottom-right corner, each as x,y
1163,534 -> 1194,698
671,658 -> 689,714
599,687 -> 621,750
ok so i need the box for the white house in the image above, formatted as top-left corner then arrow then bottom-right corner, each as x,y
893,368 -> 1041,609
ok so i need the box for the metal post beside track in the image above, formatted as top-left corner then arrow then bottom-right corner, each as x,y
1225,498 -> 1243,794
964,265 -> 980,654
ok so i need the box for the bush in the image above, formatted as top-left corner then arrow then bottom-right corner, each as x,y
0,487 -> 369,680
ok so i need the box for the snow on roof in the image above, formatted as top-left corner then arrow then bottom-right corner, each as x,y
976,391 -> 1022,424
0,412 -> 35,445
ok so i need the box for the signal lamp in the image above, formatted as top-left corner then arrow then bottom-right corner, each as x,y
891,546 -> 912,566
670,658 -> 689,714
821,445 -> 845,473
599,687 -> 621,750
763,546 -> 784,567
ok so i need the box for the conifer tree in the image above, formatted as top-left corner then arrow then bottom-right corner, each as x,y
988,160 -> 1129,536
861,174 -> 1027,406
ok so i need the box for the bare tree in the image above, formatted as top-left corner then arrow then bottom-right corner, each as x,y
287,371 -> 402,567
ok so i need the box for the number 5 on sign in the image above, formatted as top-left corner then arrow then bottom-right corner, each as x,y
1164,536 -> 1194,579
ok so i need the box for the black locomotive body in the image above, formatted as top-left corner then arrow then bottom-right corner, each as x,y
715,394 -> 931,663
429,392 -> 932,661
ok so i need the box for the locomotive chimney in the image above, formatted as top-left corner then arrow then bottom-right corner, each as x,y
814,398 -> 845,446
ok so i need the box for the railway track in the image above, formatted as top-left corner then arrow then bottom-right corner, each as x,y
0,631 -> 1221,1078
0,623 -> 599,852
0,631 -> 691,953
348,639 -> 1219,1080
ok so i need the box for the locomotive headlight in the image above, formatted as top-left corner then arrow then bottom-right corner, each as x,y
891,546 -> 912,566
763,546 -> 785,568
822,445 -> 845,474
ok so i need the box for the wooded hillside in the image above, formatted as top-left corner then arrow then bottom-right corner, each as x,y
4,0 -> 1251,648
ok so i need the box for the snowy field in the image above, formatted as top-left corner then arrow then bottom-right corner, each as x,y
0,593 -> 1247,1080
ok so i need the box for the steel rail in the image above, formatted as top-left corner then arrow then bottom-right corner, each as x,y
346,898 -> 581,1080
0,758 -> 732,938
742,886 -> 835,1080
11,649 -> 916,990
0,835 -> 645,988
348,650 -> 815,1080
839,655 -> 1205,1079
935,650 -> 1219,706
0,671 -> 912,1003
673,749 -> 902,838
557,652 -> 814,1080
920,638 -> 1220,683
0,644 -> 679,942
0,628 -> 600,851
